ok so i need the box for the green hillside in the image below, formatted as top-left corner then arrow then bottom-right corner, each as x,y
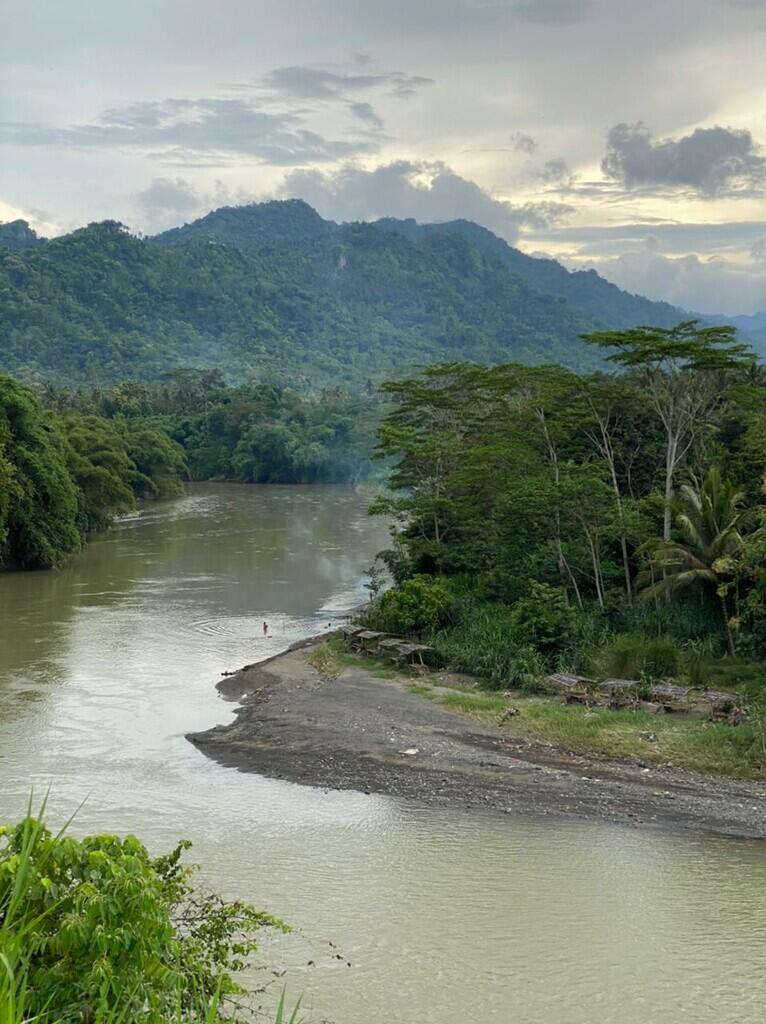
0,199 -> 699,387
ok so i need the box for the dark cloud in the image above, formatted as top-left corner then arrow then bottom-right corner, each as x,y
510,131 -> 537,153
278,160 -> 573,242
262,65 -> 432,100
537,157 -> 571,183
131,177 -> 246,230
348,101 -> 385,131
750,237 -> 766,262
538,219 -> 766,257
601,121 -> 766,196
0,98 -> 378,166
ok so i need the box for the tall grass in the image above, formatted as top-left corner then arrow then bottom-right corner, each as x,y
430,598 -> 547,690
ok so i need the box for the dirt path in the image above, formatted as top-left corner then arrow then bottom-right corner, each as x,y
188,643 -> 766,839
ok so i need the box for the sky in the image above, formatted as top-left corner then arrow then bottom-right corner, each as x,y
2,0 -> 766,315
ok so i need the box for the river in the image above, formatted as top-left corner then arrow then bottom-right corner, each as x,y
1,483 -> 765,1024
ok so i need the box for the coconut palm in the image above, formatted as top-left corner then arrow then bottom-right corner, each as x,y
638,467 -> 757,655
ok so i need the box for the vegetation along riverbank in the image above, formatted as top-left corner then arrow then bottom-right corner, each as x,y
0,369 -> 378,569
354,322 -> 766,782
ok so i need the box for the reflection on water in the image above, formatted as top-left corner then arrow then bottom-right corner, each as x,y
1,483 -> 765,1024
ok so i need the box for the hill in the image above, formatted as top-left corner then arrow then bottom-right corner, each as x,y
372,217 -> 683,329
0,219 -> 44,251
157,201 -> 685,329
0,200 -> 696,387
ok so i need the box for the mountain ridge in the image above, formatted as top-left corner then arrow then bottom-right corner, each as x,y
0,200 -> 759,386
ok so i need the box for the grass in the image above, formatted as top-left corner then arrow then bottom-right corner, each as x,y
312,633 -> 766,780
305,639 -> 399,680
407,684 -> 507,723
513,703 -> 766,779
404,681 -> 766,779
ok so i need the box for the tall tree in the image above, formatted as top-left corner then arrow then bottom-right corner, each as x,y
582,321 -> 752,542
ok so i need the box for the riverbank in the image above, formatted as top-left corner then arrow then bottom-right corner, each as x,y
188,638 -> 766,839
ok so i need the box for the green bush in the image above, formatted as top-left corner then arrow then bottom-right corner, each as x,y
509,582 -> 574,655
368,576 -> 454,636
0,812 -> 285,1022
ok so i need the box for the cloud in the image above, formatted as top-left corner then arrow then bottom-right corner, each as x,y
537,157 -> 571,183
601,121 -> 766,196
262,65 -> 432,100
541,219 -> 766,257
133,177 -> 202,217
510,131 -> 537,153
0,97 -> 379,166
578,246 -> 766,315
348,101 -> 385,131
278,160 -> 573,242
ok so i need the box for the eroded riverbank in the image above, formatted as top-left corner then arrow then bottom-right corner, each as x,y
189,639 -> 766,839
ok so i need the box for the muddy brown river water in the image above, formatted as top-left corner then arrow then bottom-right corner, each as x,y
1,483 -> 765,1023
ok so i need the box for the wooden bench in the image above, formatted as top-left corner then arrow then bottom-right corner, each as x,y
340,625 -> 364,644
394,642 -> 433,671
378,637 -> 407,659
700,690 -> 743,721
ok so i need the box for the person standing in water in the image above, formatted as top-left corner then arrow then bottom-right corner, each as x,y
262,621 -> 268,635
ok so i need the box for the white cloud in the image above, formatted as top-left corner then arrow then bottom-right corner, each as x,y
278,160 -> 573,240
578,247 -> 766,315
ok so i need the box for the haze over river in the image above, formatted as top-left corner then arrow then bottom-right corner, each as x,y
1,483 -> 765,1024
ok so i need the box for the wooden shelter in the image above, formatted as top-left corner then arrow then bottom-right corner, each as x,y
649,683 -> 691,711
597,678 -> 639,706
544,673 -> 591,704
356,630 -> 385,655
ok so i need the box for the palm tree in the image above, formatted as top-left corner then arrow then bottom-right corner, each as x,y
638,467 -> 757,656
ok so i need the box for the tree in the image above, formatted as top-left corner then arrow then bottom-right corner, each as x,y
638,468 -> 757,655
0,374 -> 81,568
582,321 -> 753,542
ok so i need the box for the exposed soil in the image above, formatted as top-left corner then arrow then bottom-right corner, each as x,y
188,640 -> 766,839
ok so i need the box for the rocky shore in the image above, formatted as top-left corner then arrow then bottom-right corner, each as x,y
188,640 -> 766,840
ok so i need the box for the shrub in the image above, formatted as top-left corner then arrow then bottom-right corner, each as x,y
367,576 -> 453,636
0,812 -> 285,1022
509,582 -> 574,655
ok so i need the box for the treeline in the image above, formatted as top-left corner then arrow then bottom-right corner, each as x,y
368,322 -> 766,692
1,369 -> 379,569
43,369 -> 380,484
0,373 -> 186,569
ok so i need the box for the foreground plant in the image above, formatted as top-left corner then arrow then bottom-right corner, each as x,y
0,806 -> 287,1022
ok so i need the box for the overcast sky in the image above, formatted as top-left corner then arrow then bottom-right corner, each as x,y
2,0 -> 766,314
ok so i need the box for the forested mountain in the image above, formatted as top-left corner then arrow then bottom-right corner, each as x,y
0,219 -> 43,251
0,200 -> 705,386
372,217 -> 683,329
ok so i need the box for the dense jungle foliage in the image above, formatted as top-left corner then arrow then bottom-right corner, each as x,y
0,200 -> 692,388
0,369 -> 378,568
366,322 -> 766,706
0,373 -> 187,568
